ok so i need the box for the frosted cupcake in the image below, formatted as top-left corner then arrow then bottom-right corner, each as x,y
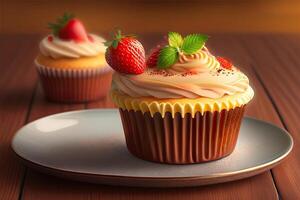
35,13 -> 112,103
106,32 -> 254,164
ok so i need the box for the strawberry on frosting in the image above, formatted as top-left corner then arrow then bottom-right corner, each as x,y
48,13 -> 89,43
40,13 -> 106,59
110,32 -> 251,99
146,45 -> 162,68
105,30 -> 146,74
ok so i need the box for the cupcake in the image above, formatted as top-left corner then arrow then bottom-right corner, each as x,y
105,31 -> 254,164
35,13 -> 112,103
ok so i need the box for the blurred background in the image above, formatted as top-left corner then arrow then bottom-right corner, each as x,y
1,0 -> 300,35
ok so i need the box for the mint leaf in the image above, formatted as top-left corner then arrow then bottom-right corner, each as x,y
158,46 -> 178,69
181,34 -> 208,54
168,32 -> 183,48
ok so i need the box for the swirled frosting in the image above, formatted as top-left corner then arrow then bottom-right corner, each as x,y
39,34 -> 106,59
112,48 -> 251,99
169,47 -> 216,73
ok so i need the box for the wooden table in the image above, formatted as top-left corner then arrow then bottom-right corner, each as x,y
0,34 -> 299,200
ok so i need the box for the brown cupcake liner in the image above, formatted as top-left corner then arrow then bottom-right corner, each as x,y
35,63 -> 112,103
119,105 -> 246,164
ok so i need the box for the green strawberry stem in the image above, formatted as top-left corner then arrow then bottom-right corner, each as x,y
104,30 -> 136,49
157,32 -> 208,69
48,13 -> 75,36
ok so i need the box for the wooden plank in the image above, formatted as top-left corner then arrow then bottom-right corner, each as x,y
238,34 -> 300,199
23,170 -> 276,200
0,35 -> 39,200
20,34 -> 279,200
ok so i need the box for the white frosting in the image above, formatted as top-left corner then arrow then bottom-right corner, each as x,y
39,34 -> 106,59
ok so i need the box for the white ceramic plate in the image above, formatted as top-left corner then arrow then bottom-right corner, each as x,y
12,109 -> 293,187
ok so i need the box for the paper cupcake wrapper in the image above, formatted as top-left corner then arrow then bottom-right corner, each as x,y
36,63 -> 112,103
119,105 -> 246,164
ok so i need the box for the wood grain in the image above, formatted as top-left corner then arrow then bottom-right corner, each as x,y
22,171 -> 277,200
0,36 -> 38,200
238,35 -> 300,199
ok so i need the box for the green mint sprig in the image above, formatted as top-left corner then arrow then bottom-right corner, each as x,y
158,32 -> 208,69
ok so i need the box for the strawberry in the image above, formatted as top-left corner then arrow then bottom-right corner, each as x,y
146,38 -> 168,68
47,35 -> 53,42
105,30 -> 146,74
217,56 -> 233,70
146,45 -> 162,68
48,13 -> 88,43
58,19 -> 88,42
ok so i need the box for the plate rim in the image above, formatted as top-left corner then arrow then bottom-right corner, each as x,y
11,109 -> 294,186
13,153 -> 290,187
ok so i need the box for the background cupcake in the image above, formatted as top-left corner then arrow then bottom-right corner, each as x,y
35,13 -> 112,103
106,31 -> 254,164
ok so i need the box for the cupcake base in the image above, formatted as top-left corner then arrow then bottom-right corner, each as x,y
119,106 -> 246,164
36,64 -> 112,103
